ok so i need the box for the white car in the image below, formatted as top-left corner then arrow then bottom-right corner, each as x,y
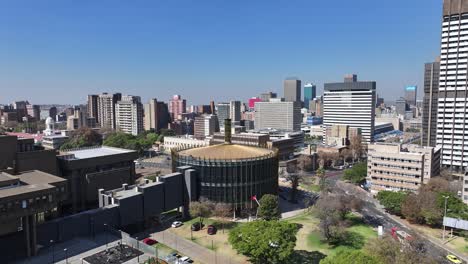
172,221 -> 183,228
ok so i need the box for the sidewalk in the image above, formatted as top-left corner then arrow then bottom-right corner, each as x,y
151,230 -> 243,264
15,233 -> 154,264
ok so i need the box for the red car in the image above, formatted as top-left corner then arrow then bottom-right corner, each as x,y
142,238 -> 158,245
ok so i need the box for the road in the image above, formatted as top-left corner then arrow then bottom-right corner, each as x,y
334,180 -> 458,263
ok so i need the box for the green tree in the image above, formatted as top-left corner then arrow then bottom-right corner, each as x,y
60,127 -> 102,150
257,194 -> 281,220
342,162 -> 367,184
229,220 -> 298,264
376,191 -> 408,216
320,248 -> 382,264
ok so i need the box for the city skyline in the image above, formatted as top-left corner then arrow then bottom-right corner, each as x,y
2,0 -> 442,105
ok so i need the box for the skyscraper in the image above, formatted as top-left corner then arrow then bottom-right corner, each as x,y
255,99 -> 302,131
284,78 -> 301,102
323,75 -> 376,143
49,106 -> 57,120
395,97 -> 409,116
97,93 -> 120,129
169,95 -> 186,121
422,59 -> 440,147
194,114 -> 218,139
26,104 -> 40,120
437,0 -> 468,180
260,92 -> 277,102
248,97 -> 262,110
87,94 -> 99,122
144,98 -> 170,132
230,100 -> 241,122
216,102 -> 230,128
115,95 -> 144,136
303,83 -> 316,110
404,86 -> 417,106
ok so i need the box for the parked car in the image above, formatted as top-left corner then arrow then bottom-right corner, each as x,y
142,238 -> 157,245
172,221 -> 183,228
207,225 -> 217,235
191,222 -> 203,231
446,254 -> 462,264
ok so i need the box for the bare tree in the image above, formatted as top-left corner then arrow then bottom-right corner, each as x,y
349,135 -> 363,162
213,203 -> 233,218
189,198 -> 215,229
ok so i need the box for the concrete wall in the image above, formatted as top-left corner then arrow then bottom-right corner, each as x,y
159,172 -> 184,211
0,136 -> 17,170
16,149 -> 58,175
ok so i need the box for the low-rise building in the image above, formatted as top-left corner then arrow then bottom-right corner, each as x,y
57,146 -> 138,213
367,143 -> 441,193
41,134 -> 69,150
211,132 -> 270,147
0,170 -> 67,257
163,136 -> 211,153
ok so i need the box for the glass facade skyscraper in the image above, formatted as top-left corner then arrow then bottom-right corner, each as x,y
304,83 -> 316,109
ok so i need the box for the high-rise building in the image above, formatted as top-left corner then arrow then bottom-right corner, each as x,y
13,101 -> 28,122
230,101 -> 241,122
144,98 -> 170,132
115,95 -> 144,136
210,101 -> 216,115
97,93 -> 121,129
87,94 -> 99,122
217,102 -> 230,128
248,97 -> 262,110
194,114 -> 218,139
395,97 -> 409,116
437,0 -> 468,178
169,95 -> 186,121
309,97 -> 323,117
422,59 -> 440,147
284,78 -> 301,102
260,92 -> 277,102
303,83 -> 317,110
255,99 -> 302,131
404,86 -> 417,106
323,75 -> 376,143
49,106 -> 57,120
26,104 -> 40,121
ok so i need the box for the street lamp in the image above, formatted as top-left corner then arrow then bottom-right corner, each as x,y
443,195 -> 449,241
50,240 -> 55,264
64,248 -> 68,264
135,236 -> 139,262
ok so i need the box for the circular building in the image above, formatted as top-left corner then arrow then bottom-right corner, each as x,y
172,143 -> 278,209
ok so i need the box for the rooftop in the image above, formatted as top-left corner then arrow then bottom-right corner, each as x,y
178,143 -> 274,160
0,170 -> 66,199
60,146 -> 135,160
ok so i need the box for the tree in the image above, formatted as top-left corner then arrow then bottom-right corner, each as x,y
213,203 -> 232,218
60,127 -> 102,150
342,162 -> 367,184
257,194 -> 281,220
320,248 -> 382,264
340,149 -> 353,164
189,200 -> 214,229
103,131 -> 159,155
376,191 -> 408,215
365,235 -> 437,264
228,220 -> 298,264
315,167 -> 328,192
349,135 -> 363,162
315,194 -> 346,242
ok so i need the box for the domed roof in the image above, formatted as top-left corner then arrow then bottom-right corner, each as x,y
177,144 -> 275,160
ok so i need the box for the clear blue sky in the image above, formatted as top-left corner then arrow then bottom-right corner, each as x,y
1,0 -> 443,105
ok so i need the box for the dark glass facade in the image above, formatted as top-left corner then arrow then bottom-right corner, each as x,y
173,149 -> 278,209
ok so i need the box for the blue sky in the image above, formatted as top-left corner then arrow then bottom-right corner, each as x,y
1,0 -> 442,105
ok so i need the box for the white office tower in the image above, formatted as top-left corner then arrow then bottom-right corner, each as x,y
254,99 -> 302,131
323,74 -> 376,144
115,95 -> 144,136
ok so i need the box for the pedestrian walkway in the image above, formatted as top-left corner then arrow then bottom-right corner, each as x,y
151,230 -> 243,264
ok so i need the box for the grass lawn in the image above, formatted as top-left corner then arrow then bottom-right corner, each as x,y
286,211 -> 377,257
168,217 -> 248,263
